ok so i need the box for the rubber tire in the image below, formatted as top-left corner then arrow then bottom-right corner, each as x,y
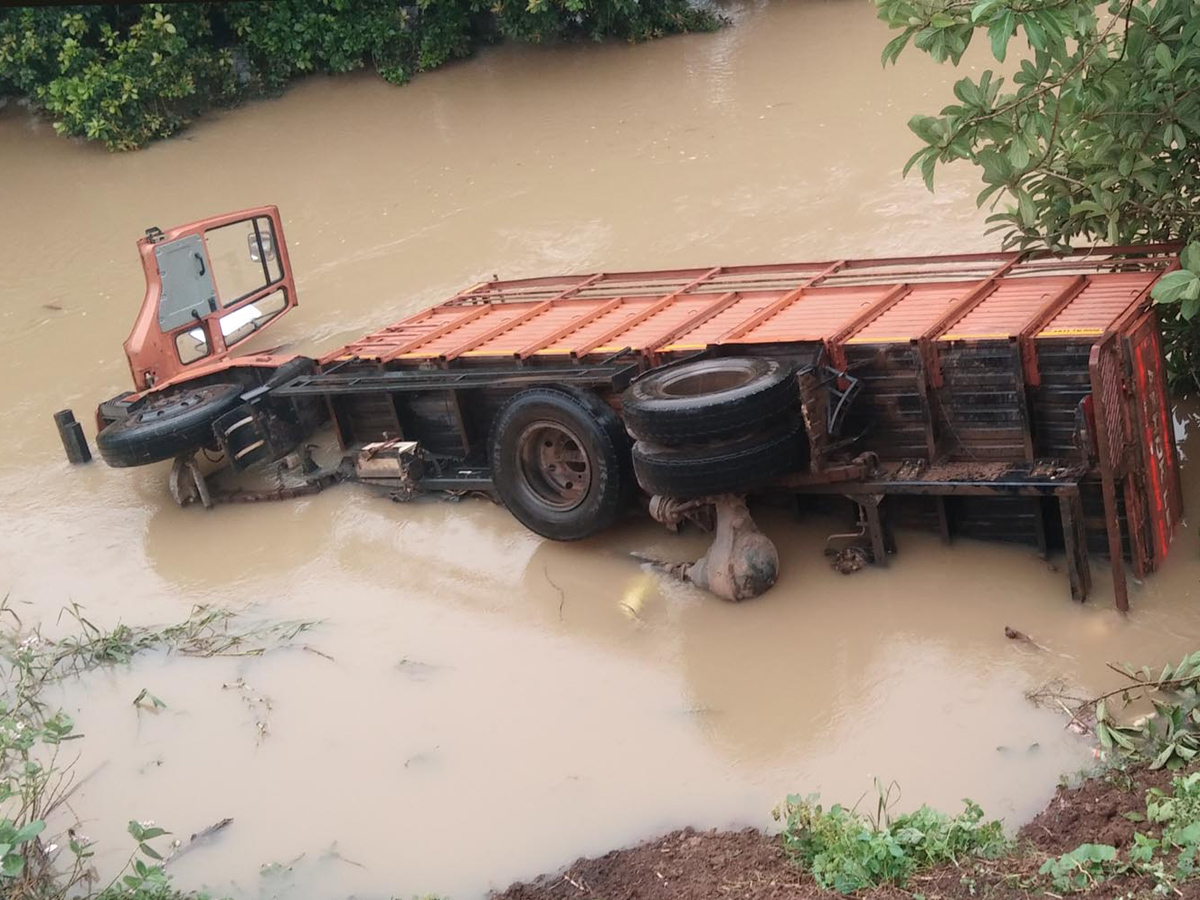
96,383 -> 245,468
621,356 -> 798,445
631,416 -> 804,499
489,386 -> 631,541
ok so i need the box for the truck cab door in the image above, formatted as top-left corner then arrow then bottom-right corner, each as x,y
124,206 -> 298,391
156,233 -> 219,331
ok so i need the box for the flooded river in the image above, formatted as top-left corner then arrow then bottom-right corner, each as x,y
3,1 -> 1200,897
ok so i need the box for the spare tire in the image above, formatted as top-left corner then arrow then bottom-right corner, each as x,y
631,417 -> 804,499
96,383 -> 245,468
622,356 -> 797,445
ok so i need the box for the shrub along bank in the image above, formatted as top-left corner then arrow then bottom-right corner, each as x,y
0,1 -> 720,150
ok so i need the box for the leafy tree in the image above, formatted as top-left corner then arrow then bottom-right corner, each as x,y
876,0 -> 1200,387
0,1 -> 718,150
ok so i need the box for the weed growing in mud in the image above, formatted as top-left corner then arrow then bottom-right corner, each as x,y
1034,771 -> 1200,895
773,780 -> 1008,892
0,600 -> 319,900
1038,843 -> 1121,893
1028,649 -> 1200,896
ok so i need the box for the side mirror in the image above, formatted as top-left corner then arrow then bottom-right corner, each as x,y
247,230 -> 276,263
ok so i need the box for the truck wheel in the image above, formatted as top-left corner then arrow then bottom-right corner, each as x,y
96,383 -> 245,468
621,356 -> 797,445
631,417 -> 804,499
490,386 -> 631,541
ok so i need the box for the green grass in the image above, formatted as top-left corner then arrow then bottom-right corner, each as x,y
774,780 -> 1009,893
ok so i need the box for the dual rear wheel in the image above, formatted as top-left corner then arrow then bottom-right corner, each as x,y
488,357 -> 805,540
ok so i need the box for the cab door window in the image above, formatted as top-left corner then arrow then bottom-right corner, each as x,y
218,289 -> 288,347
204,216 -> 282,307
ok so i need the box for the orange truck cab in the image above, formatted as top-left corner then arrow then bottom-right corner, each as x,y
95,206 -> 320,470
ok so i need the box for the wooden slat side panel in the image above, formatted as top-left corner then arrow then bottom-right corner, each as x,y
1031,339 -> 1093,458
841,345 -> 933,459
937,342 -> 1026,461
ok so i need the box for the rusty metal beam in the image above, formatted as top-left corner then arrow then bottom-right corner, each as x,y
1059,487 -> 1091,601
1088,336 -> 1130,612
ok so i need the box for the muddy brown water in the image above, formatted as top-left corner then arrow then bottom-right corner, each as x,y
2,2 -> 1200,897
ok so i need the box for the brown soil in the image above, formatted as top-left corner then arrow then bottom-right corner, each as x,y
492,767 -> 1195,900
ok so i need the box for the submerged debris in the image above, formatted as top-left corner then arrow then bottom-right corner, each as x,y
166,818 -> 234,866
829,545 -> 869,574
222,678 -> 273,743
1004,625 -> 1050,653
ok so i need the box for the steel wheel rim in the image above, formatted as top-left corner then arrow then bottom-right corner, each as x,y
516,421 -> 591,511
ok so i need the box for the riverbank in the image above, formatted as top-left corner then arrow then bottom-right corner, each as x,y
495,765 -> 1196,900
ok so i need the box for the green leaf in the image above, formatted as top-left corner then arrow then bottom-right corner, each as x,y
11,821 -> 44,845
988,11 -> 1013,61
1017,189 -> 1036,227
1151,744 -> 1176,770
1,855 -> 24,878
970,0 -> 1001,23
1008,139 -> 1030,169
1096,721 -> 1114,749
921,153 -> 937,191
1155,43 -> 1173,71
882,30 -> 911,66
1182,294 -> 1200,320
1153,270 -> 1200,304
139,842 -> 163,861
1181,242 -> 1200,273
1023,15 -> 1047,50
1110,728 -> 1137,751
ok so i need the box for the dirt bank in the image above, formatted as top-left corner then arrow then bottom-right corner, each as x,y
494,766 -> 1193,900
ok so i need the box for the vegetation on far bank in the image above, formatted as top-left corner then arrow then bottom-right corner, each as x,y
0,0 -> 720,151
876,0 -> 1200,391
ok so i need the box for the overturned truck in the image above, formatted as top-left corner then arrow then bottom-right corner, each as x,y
91,206 -> 1183,609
